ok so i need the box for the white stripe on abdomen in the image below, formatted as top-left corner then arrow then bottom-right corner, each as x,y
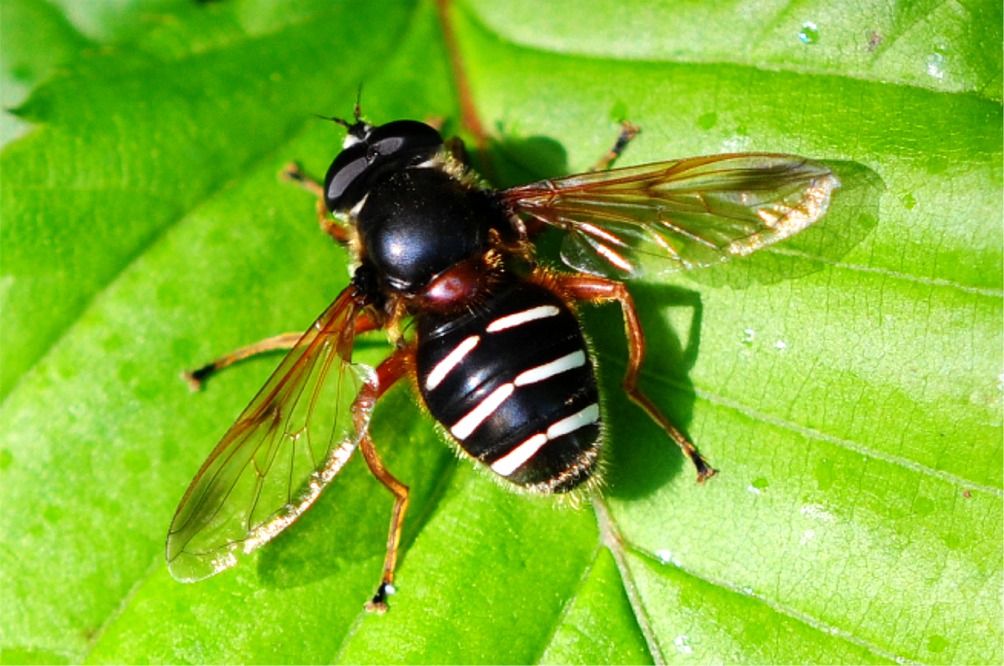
490,403 -> 600,477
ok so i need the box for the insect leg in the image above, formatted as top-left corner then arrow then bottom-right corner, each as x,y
280,162 -> 351,244
352,345 -> 416,613
557,274 -> 717,482
182,332 -> 303,391
184,313 -> 380,390
590,121 -> 640,172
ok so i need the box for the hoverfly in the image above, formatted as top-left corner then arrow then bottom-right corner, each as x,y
166,105 -> 839,612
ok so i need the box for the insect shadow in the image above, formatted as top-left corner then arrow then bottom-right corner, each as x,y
587,281 -> 705,499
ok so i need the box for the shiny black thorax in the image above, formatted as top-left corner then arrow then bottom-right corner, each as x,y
356,167 -> 498,293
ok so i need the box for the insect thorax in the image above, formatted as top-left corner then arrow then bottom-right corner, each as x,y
354,166 -> 502,294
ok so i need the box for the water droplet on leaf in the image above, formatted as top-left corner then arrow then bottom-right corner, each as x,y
799,22 -> 819,44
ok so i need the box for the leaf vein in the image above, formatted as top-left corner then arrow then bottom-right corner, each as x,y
768,246 -> 1003,298
630,545 -> 922,665
691,384 -> 1002,496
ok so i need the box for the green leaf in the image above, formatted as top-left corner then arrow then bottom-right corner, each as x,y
1,0 -> 1000,664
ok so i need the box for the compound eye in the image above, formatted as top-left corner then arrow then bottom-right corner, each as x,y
324,145 -> 369,211
323,120 -> 444,213
371,135 -> 407,155
369,120 -> 442,157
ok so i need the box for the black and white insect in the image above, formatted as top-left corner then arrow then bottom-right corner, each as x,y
166,105 -> 839,611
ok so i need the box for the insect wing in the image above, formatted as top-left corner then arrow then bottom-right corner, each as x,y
504,153 -> 840,278
166,288 -> 375,582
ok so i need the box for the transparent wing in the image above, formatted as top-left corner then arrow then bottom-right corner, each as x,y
504,153 -> 840,278
166,287 -> 375,582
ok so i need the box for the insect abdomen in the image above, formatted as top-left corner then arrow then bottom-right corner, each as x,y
415,279 -> 601,493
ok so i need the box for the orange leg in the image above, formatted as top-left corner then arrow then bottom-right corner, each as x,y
182,332 -> 303,391
352,345 -> 416,613
591,121 -> 640,172
184,313 -> 379,390
280,162 -> 352,244
558,274 -> 717,482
